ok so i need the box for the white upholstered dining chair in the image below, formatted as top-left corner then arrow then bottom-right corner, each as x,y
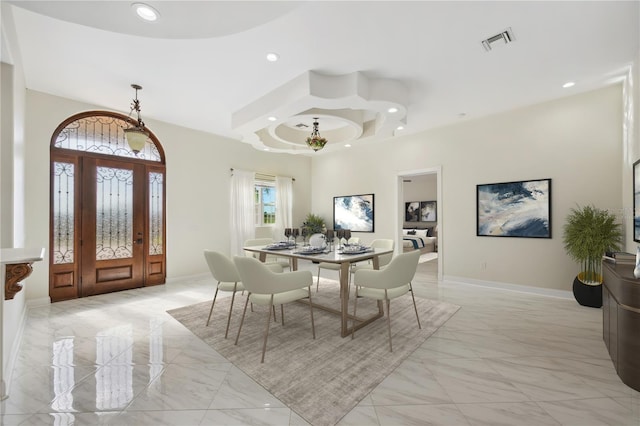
315,237 -> 363,292
203,250 -> 245,338
351,249 -> 421,352
349,239 -> 395,283
233,256 -> 316,363
244,237 -> 292,270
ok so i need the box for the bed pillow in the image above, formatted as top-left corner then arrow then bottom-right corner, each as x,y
416,229 -> 428,238
407,229 -> 416,235
426,227 -> 433,237
402,229 -> 410,235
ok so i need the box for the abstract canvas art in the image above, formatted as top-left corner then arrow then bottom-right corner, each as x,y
477,178 -> 551,238
405,202 -> 420,222
334,194 -> 375,232
420,201 -> 437,221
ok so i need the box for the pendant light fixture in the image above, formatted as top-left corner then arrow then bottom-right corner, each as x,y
306,117 -> 327,152
123,84 -> 149,154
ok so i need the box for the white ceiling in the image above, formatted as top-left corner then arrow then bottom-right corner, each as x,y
4,1 -> 639,155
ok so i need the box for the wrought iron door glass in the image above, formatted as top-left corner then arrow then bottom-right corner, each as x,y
96,166 -> 133,260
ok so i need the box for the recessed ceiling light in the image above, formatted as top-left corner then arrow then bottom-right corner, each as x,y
345,144 -> 352,148
387,107 -> 398,113
266,52 -> 279,62
267,116 -> 277,122
132,3 -> 159,22
396,125 -> 404,130
563,81 -> 575,88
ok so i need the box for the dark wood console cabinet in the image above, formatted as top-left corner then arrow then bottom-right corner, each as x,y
602,261 -> 640,392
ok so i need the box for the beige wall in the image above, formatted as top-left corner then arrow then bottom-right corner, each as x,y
311,85 -> 625,292
22,90 -> 313,300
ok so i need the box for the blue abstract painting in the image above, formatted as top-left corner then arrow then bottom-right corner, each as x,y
334,194 -> 374,232
477,179 -> 551,238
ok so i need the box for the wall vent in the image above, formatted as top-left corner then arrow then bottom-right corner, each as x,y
482,27 -> 515,51
295,123 -> 309,128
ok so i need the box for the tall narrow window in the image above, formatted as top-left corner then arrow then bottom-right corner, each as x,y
53,162 -> 75,264
255,182 -> 276,225
149,172 -> 163,255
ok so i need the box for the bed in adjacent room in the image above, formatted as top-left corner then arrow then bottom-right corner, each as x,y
402,228 -> 437,252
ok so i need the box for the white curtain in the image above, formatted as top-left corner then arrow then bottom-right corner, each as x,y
275,176 -> 293,241
230,169 -> 255,256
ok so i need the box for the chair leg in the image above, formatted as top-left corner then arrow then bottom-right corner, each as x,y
351,286 -> 359,340
224,283 -> 238,339
206,286 -> 219,326
316,265 -> 321,292
234,294 -> 250,346
272,305 -> 277,322
308,287 -> 316,339
409,282 -> 421,329
281,304 -> 285,326
261,295 -> 274,363
386,298 -> 393,352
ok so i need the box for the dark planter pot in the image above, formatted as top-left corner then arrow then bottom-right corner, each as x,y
572,276 -> 602,308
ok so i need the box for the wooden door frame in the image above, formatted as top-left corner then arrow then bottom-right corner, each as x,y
49,111 -> 166,302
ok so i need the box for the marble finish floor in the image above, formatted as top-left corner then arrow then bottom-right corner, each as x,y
1,258 -> 639,425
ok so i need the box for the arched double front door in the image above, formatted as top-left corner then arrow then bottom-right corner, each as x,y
49,111 -> 166,302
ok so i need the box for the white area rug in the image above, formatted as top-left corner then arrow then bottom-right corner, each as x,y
168,278 -> 458,426
419,252 -> 438,263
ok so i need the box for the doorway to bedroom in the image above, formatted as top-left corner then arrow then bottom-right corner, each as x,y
398,168 -> 442,282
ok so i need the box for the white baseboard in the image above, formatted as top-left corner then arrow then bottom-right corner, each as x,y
166,272 -> 210,284
26,297 -> 51,307
443,275 -> 573,300
4,301 -> 28,399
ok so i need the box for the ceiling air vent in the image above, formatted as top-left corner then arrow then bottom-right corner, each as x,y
295,123 -> 309,128
481,27 -> 515,52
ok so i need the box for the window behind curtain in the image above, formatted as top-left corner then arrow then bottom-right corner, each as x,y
255,181 -> 276,225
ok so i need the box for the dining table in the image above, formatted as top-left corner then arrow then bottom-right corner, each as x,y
243,244 -> 394,337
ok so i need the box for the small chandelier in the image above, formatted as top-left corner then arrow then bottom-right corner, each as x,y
123,83 -> 149,154
306,118 -> 327,152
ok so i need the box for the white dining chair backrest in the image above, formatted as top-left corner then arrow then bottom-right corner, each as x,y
370,238 -> 395,267
234,256 -> 311,295
354,249 -> 420,290
204,250 -> 241,283
243,238 -> 274,257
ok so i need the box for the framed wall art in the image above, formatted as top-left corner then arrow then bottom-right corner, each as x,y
420,201 -> 437,221
477,178 -> 551,238
334,194 -> 375,232
405,202 -> 420,222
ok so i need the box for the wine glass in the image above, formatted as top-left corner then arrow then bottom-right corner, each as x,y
336,229 -> 345,249
284,228 -> 292,244
292,228 -> 300,245
343,229 -> 352,246
325,229 -> 335,251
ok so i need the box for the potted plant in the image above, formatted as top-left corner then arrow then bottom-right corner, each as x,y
563,205 -> 622,308
301,213 -> 326,241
